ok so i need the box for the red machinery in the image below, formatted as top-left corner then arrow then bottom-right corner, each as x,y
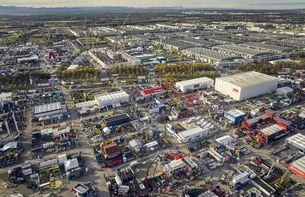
186,91 -> 202,107
49,51 -> 56,60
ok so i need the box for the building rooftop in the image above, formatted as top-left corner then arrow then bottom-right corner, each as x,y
33,102 -> 62,115
183,47 -> 235,61
181,37 -> 218,47
246,114 -> 269,126
290,156 -> 305,176
141,87 -> 165,96
95,91 -> 129,102
178,127 -> 205,138
286,133 -> 305,151
176,77 -> 214,87
226,109 -> 246,118
259,124 -> 284,136
216,71 -> 278,88
162,39 -> 195,50
213,44 -> 270,57
241,42 -> 292,53
215,135 -> 234,146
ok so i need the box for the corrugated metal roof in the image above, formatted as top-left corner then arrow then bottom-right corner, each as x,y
33,102 -> 62,114
291,156 -> 305,175
216,71 -> 278,88
286,133 -> 305,151
176,77 -> 214,87
259,124 -> 284,136
226,109 -> 245,118
178,127 -> 205,138
246,114 -> 269,125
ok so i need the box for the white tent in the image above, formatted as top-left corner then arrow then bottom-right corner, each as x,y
64,158 -> 79,172
215,135 -> 234,146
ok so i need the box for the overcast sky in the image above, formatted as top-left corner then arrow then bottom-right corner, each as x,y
0,0 -> 304,9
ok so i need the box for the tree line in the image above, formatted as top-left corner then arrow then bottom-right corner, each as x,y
110,65 -> 149,76
154,63 -> 216,75
0,72 -> 50,91
237,61 -> 305,75
56,65 -> 102,81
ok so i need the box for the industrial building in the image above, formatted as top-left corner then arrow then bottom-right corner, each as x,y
240,42 -> 292,53
225,109 -> 246,125
215,71 -> 278,101
94,91 -> 129,109
104,114 -> 130,127
33,102 -> 69,123
175,77 -> 214,93
175,127 -> 210,143
157,39 -> 194,50
182,47 -> 236,65
213,44 -> 270,58
258,124 -> 286,144
286,133 -> 305,152
215,135 -> 234,146
181,37 -> 218,47
289,156 -> 305,179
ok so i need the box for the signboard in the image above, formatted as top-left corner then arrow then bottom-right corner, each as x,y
232,88 -> 239,93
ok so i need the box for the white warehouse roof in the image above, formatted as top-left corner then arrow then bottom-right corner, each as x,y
213,44 -> 269,57
259,124 -> 284,136
286,133 -> 305,151
178,127 -> 205,139
34,102 -> 62,115
75,100 -> 98,109
215,135 -> 234,146
217,71 -> 278,88
290,156 -> 305,176
176,77 -> 214,87
95,91 -> 129,108
227,109 -> 245,118
183,47 -> 234,61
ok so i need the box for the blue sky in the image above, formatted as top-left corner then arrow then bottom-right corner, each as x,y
0,0 -> 304,9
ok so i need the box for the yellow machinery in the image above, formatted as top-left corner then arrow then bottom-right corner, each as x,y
100,140 -> 113,149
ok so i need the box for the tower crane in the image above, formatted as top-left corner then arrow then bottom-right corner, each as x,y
113,13 -> 131,63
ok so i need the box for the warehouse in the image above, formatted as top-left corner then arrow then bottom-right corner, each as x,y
175,77 -> 214,93
213,44 -> 270,59
258,124 -> 286,143
289,156 -> 305,179
33,102 -> 69,123
241,42 -> 292,53
104,114 -> 130,127
225,109 -> 246,125
286,133 -> 305,152
215,71 -> 278,101
95,91 -> 129,109
182,47 -> 236,65
215,135 -> 234,146
175,127 -> 210,143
